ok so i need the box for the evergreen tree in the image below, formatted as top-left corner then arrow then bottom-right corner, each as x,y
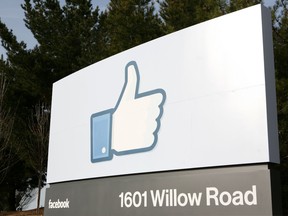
272,0 -> 288,213
22,0 -> 102,81
228,0 -> 261,12
194,0 -> 227,22
158,0 -> 199,33
158,0 -> 228,33
0,0 -> 103,210
0,22 -> 36,211
102,0 -> 164,56
159,0 -> 262,33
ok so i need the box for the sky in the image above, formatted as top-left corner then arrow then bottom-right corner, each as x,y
0,0 -> 277,57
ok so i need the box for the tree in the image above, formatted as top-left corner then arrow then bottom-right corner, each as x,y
0,0 -> 104,210
0,59 -> 15,183
0,58 -> 39,211
0,13 -> 48,211
24,103 -> 50,213
271,0 -> 288,213
194,0 -> 227,22
158,0 -> 227,33
159,0 -> 261,33
102,0 -> 164,56
21,0 -> 102,82
228,0 -> 261,12
158,0 -> 199,33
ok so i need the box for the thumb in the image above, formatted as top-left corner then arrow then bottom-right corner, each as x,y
119,61 -> 140,102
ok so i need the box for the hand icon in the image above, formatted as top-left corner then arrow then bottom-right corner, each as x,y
91,61 -> 166,162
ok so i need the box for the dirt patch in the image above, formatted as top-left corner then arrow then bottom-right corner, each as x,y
0,208 -> 44,216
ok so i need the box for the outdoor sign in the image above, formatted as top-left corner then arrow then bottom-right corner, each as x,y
46,4 -> 279,184
44,4 -> 282,216
44,165 -> 281,216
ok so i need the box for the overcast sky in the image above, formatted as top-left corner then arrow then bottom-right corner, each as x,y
0,0 -> 276,57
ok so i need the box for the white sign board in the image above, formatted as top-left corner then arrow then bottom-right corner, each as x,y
47,5 -> 279,183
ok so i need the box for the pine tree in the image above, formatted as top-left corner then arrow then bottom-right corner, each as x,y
102,0 -> 164,56
22,0 -> 102,80
159,0 -> 261,33
272,0 -> 288,214
158,0 -> 199,33
0,0 -> 104,210
228,0 -> 261,12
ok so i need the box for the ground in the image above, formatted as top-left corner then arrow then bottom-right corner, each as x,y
0,208 -> 43,216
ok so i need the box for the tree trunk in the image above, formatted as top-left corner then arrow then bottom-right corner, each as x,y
7,185 -> 16,211
36,172 -> 42,214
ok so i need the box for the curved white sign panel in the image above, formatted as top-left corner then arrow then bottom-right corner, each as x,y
47,5 -> 279,183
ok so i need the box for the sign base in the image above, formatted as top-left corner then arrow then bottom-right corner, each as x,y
44,164 -> 282,216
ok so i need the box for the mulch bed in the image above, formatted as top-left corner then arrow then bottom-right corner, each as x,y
0,208 -> 44,216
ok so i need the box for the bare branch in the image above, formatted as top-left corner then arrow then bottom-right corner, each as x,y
0,72 -> 16,183
26,102 -> 50,213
